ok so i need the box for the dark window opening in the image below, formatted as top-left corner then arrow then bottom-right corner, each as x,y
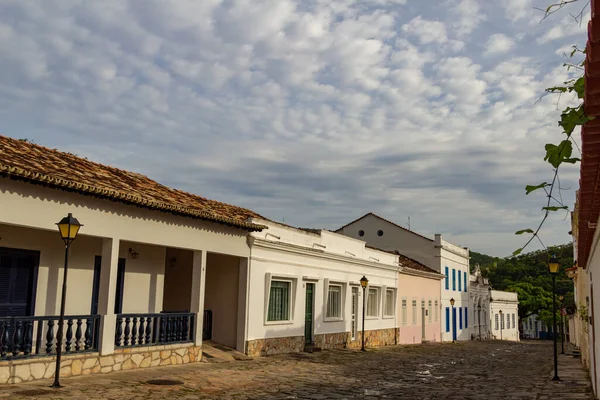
377,230 -> 384,236
358,230 -> 365,237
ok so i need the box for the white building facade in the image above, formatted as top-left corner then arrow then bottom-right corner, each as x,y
489,290 -> 519,341
0,136 -> 264,384
469,265 -> 490,340
336,213 -> 470,342
245,219 -> 401,355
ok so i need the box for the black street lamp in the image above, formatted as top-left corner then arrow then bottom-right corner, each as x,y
52,213 -> 82,389
499,310 -> 503,340
477,304 -> 482,340
360,276 -> 368,351
549,255 -> 560,382
559,295 -> 565,355
450,298 -> 455,343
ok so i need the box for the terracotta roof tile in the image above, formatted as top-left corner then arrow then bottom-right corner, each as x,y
0,135 -> 265,231
396,252 -> 440,275
579,1 -> 600,268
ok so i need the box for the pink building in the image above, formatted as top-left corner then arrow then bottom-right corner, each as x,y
396,254 -> 444,344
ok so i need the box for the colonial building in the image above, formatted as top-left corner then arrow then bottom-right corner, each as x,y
336,213 -> 470,342
469,265 -> 490,340
395,253 -> 445,344
567,197 -> 591,370
245,220 -> 400,355
521,314 -> 549,340
572,4 -> 600,395
0,135 -> 265,383
489,290 -> 519,341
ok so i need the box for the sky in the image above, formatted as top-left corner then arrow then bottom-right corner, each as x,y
0,0 -> 590,257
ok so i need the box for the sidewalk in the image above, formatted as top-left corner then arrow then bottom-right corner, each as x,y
538,344 -> 594,399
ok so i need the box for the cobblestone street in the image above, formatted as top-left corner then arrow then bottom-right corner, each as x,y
1,341 -> 593,400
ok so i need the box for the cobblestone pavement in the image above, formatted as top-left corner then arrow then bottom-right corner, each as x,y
0,341 -> 594,400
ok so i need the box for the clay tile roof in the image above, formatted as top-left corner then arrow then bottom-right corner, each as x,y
0,135 -> 265,231
395,252 -> 440,275
579,1 -> 600,268
336,212 -> 434,242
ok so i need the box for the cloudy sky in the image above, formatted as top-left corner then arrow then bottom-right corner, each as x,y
0,0 -> 589,256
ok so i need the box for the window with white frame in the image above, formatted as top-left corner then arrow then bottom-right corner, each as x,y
434,300 -> 439,321
495,314 -> 499,330
384,289 -> 395,317
367,287 -> 380,317
412,299 -> 417,324
402,299 -> 407,324
512,314 -> 515,329
267,280 -> 292,322
326,284 -> 343,319
428,300 -> 432,322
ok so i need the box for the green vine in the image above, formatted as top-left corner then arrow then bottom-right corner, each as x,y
514,45 -> 592,255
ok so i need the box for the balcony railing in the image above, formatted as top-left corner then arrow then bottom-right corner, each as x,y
0,315 -> 100,360
115,313 -> 194,348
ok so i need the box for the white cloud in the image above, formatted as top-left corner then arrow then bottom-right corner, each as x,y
401,16 -> 448,44
0,0 -> 588,256
537,11 -> 590,44
484,33 -> 515,56
446,0 -> 486,36
500,0 -> 533,22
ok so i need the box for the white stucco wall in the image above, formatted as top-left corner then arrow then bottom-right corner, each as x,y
489,290 -> 519,341
337,215 -> 435,268
440,244 -> 470,342
0,178 -> 250,257
585,212 -> 600,396
338,215 -> 471,342
247,220 -> 399,342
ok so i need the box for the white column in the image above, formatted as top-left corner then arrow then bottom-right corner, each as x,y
190,250 -> 207,347
236,258 -> 249,353
97,238 -> 120,355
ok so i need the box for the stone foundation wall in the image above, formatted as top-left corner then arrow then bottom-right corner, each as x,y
0,343 -> 202,384
314,332 -> 350,350
247,328 -> 398,356
246,336 -> 304,356
347,328 -> 398,349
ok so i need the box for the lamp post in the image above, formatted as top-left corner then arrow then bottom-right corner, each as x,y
477,304 -> 482,340
360,276 -> 368,351
450,298 -> 455,343
559,295 -> 565,355
549,255 -> 560,381
499,310 -> 503,340
52,213 -> 82,388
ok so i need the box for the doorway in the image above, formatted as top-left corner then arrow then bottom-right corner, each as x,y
0,247 -> 39,317
91,256 -> 126,314
304,283 -> 314,345
351,287 -> 358,340
452,307 -> 457,341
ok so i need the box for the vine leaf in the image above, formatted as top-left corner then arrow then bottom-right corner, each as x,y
573,76 -> 585,99
542,206 -> 569,211
513,248 -> 523,256
515,229 -> 535,235
526,182 -> 550,194
544,140 -> 572,168
560,105 -> 589,135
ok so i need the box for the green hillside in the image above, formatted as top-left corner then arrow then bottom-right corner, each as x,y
472,243 -> 574,327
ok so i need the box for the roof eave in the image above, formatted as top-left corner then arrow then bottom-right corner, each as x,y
0,165 -> 265,232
